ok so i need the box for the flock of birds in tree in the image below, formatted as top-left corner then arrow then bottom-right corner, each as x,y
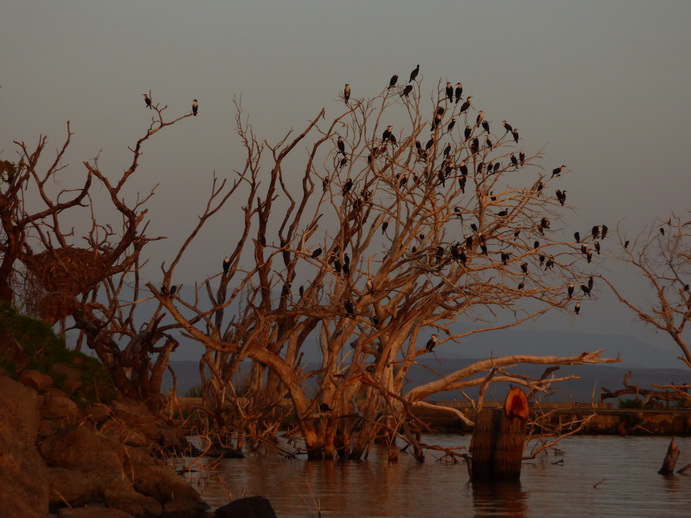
335,65 -> 613,337
143,70 -> 626,357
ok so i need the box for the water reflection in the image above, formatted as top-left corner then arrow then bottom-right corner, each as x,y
472,482 -> 527,517
181,435 -> 691,517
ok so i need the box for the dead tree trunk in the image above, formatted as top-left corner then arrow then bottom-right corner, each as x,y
658,437 -> 681,475
470,387 -> 529,483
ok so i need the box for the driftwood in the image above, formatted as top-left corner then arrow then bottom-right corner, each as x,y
600,371 -> 688,407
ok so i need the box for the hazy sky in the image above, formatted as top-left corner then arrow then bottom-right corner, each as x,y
2,1 -> 690,365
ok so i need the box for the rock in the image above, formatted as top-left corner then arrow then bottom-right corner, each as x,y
105,487 -> 163,518
126,447 -> 203,504
19,368 -> 54,391
41,391 -> 79,420
49,363 -> 83,392
47,467 -> 99,507
40,426 -> 126,472
215,496 -> 277,518
112,398 -> 161,441
0,375 -> 50,518
58,508 -> 135,518
161,498 -> 208,518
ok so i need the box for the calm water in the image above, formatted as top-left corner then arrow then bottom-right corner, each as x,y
176,435 -> 691,517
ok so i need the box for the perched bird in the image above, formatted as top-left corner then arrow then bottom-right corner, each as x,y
485,137 -> 493,151
510,153 -> 518,167
169,285 -> 177,296
567,283 -> 575,298
388,74 -> 398,89
556,189 -> 567,206
446,118 -> 456,133
425,334 -> 438,352
337,136 -> 346,155
481,120 -> 490,134
575,302 -> 581,315
551,165 -> 566,177
459,160 -> 468,176
192,99 -> 198,116
222,256 -> 230,273
409,64 -> 420,83
601,224 -> 608,239
382,125 -> 393,142
382,221 -> 389,234
519,151 -> 526,166
502,120 -> 513,133
588,276 -> 594,290
581,284 -> 591,296
311,248 -> 322,259
594,241 -> 601,254
344,84 -> 351,103
518,280 -> 525,290
464,125 -> 472,140
459,96 -> 472,114
343,179 -> 353,194
592,225 -> 601,239
521,262 -> 528,274
344,298 -> 355,316
475,110 -> 484,128
624,240 -> 630,250
512,128 -> 519,143
454,82 -> 463,103
143,94 -> 152,109
445,82 -> 454,103
574,231 -> 581,243
366,278 -> 374,293
401,84 -> 413,97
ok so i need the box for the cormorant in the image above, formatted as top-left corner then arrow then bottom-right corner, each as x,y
624,240 -> 629,250
143,94 -> 152,109
454,82 -> 463,103
575,302 -> 581,314
594,241 -> 601,254
521,262 -> 528,274
592,225 -> 601,239
459,176 -> 466,192
588,276 -> 594,290
459,160 -> 468,176
344,298 -> 355,315
574,231 -> 581,243
482,120 -> 490,134
601,224 -> 608,239
401,84 -> 413,97
169,285 -> 177,296
519,151 -> 525,166
344,84 -> 351,103
425,334 -> 438,352
382,221 -> 389,234
382,125 -> 393,142
660,226 -> 665,236
343,179 -> 353,194
337,136 -> 345,155
223,257 -> 230,273
502,120 -> 513,133
551,165 -> 566,177
540,217 -> 550,229
409,64 -> 420,83
510,153 -> 518,167
567,283 -> 575,298
518,280 -> 525,290
464,125 -> 472,140
581,284 -> 591,296
388,75 -> 398,89
447,118 -> 456,133
192,99 -> 198,116
512,128 -> 519,143
459,96 -> 472,114
366,278 -> 374,293
475,110 -> 484,128
443,143 -> 452,157
501,252 -> 511,265
311,248 -> 322,259
556,189 -> 566,206
485,137 -> 493,150
446,82 -> 454,103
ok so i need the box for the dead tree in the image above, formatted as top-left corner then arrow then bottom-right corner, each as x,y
153,78 -> 618,458
603,215 -> 691,370
1,97 -> 193,412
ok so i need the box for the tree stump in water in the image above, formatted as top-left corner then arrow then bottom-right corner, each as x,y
658,437 -> 680,475
470,387 -> 529,483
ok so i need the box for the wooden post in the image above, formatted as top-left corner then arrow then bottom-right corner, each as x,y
470,387 -> 529,483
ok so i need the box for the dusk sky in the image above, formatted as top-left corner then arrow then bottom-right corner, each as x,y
2,2 -> 690,365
